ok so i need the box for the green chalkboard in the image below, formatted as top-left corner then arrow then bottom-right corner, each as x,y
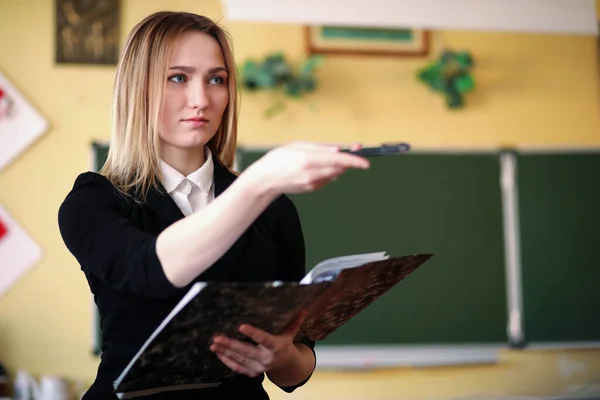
237,149 -> 508,345
90,143 -> 600,352
517,152 -> 600,343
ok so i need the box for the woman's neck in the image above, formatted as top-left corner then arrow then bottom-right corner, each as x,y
160,145 -> 207,176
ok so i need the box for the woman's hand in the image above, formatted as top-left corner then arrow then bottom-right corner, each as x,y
210,311 -> 307,378
242,141 -> 369,196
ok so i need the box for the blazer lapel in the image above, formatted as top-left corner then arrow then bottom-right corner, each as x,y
213,155 -> 237,198
142,157 -> 249,282
143,182 -> 186,226
200,157 -> 249,282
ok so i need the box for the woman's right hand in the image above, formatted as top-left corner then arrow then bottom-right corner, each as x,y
156,142 -> 369,288
242,141 -> 370,196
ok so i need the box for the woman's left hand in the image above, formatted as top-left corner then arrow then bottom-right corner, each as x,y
210,311 -> 306,378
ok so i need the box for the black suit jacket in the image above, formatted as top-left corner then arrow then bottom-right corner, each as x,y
58,157 -> 314,399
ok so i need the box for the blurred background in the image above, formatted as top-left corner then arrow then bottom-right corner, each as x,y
0,0 -> 599,399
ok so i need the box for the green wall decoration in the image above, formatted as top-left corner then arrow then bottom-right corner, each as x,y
240,52 -> 323,118
417,49 -> 475,109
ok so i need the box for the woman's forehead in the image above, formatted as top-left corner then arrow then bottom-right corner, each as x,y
168,31 -> 225,69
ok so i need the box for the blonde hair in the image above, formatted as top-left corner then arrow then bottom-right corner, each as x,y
100,11 -> 239,199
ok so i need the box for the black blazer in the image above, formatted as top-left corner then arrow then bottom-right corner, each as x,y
58,156 -> 315,400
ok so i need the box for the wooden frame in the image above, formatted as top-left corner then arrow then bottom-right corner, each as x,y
305,26 -> 431,57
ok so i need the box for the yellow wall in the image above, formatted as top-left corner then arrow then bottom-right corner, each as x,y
0,0 -> 599,398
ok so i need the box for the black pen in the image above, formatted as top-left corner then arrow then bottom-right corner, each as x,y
342,142 -> 411,157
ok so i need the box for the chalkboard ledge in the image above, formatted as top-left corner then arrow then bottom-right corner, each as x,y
524,342 -> 600,351
314,344 -> 504,369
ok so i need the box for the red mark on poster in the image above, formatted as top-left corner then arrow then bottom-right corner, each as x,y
0,218 -> 7,240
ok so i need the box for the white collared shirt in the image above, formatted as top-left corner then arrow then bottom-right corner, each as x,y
159,148 -> 215,217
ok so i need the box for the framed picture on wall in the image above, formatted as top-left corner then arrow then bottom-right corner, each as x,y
0,203 -> 43,300
0,71 -> 49,173
305,26 -> 431,57
55,0 -> 121,65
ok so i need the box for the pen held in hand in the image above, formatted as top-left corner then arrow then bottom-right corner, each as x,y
342,142 -> 411,157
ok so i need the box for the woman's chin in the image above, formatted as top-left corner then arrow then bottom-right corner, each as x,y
180,142 -> 208,151
175,136 -> 212,149
160,130 -> 216,151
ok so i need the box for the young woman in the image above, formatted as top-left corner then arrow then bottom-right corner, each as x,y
58,11 -> 369,399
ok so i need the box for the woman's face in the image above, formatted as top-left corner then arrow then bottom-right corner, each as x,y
158,31 -> 229,155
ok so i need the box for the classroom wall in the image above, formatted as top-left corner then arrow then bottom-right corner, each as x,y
0,0 -> 599,398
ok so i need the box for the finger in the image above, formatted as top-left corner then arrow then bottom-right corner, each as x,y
298,141 -> 341,150
281,310 -> 306,336
333,153 -> 370,169
211,344 -> 266,374
215,352 -> 263,378
211,336 -> 261,360
211,343 -> 257,366
292,141 -> 339,152
311,152 -> 370,170
304,177 -> 336,192
311,165 -> 348,182
349,142 -> 363,152
300,167 -> 347,191
238,324 -> 277,351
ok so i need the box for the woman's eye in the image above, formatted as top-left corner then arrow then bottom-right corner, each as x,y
168,74 -> 187,83
209,76 -> 225,85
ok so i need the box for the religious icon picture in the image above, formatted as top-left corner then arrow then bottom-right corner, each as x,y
55,0 -> 121,65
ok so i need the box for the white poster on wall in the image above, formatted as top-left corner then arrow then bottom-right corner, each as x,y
0,71 -> 49,173
0,203 -> 42,298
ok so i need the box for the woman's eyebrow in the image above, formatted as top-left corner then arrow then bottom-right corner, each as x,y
208,67 -> 228,74
169,66 -> 228,74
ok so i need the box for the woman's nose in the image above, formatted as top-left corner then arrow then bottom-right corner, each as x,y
188,85 -> 209,110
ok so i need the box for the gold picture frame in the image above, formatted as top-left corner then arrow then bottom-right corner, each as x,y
305,26 -> 431,57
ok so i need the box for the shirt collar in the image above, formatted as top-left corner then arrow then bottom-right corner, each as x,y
159,147 -> 215,194
187,147 -> 214,193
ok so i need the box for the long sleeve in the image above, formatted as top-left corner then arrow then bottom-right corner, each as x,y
272,195 -> 317,393
58,172 -> 184,299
